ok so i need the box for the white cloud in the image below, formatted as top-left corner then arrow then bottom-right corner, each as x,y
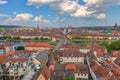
43,20 -> 51,24
75,0 -> 79,3
27,0 -> 120,19
55,17 -> 65,22
5,13 -> 33,23
34,16 -> 42,22
27,0 -> 64,8
94,13 -> 106,19
50,1 -> 80,14
33,16 -> 51,24
58,1 -> 79,13
83,0 -> 103,8
70,6 -> 95,17
13,12 -> 17,15
27,0 -> 96,18
83,0 -> 120,12
0,0 -> 7,5
0,14 -> 9,17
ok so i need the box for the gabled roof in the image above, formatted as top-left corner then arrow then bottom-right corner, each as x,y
41,66 -> 50,80
0,58 -> 28,64
25,42 -> 51,49
111,51 -> 120,57
0,45 -> 5,49
65,64 -> 76,72
55,49 -> 83,57
35,51 -> 49,67
60,44 -> 80,49
114,56 -> 120,67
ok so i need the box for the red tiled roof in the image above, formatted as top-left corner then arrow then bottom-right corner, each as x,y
0,58 -> 28,64
96,48 -> 103,57
41,65 -> 50,80
113,69 -> 120,79
0,54 -> 7,59
0,45 -> 5,49
4,43 -> 14,47
55,49 -> 83,57
60,44 -> 80,49
25,42 -> 51,48
65,64 -> 76,72
114,56 -> 120,67
111,51 -> 120,57
92,62 -> 99,72
86,45 -> 93,49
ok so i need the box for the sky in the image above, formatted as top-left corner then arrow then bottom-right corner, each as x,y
0,0 -> 120,27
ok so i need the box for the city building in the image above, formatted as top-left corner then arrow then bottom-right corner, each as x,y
0,39 -> 15,56
25,42 -> 51,51
87,48 -> 120,80
32,51 -> 49,68
54,49 -> 84,64
50,64 -> 88,80
0,58 -> 29,80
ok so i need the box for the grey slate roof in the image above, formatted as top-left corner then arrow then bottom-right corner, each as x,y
51,70 -> 74,80
35,50 -> 49,67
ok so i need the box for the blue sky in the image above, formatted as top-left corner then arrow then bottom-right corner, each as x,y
0,0 -> 120,27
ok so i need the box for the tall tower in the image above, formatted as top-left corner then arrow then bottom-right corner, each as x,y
114,23 -> 118,31
37,24 -> 39,30
113,23 -> 119,36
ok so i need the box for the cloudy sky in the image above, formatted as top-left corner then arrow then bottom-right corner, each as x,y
0,0 -> 120,27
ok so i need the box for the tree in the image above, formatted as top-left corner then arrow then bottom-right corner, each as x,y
34,37 -> 39,40
100,39 -> 120,52
40,37 -> 44,40
16,46 -> 25,50
0,36 -> 11,40
100,42 -> 111,52
110,40 -> 120,51
64,78 -> 73,80
11,36 -> 20,40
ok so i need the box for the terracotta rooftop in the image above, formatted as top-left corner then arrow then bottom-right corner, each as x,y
60,44 -> 80,49
55,49 -> 83,57
111,51 -> 120,57
25,42 -> 51,48
0,58 -> 28,64
0,45 -> 5,49
41,66 -> 50,80
65,64 -> 76,72
114,56 -> 120,67
4,43 -> 14,47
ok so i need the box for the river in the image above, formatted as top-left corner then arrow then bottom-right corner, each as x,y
0,41 -> 26,47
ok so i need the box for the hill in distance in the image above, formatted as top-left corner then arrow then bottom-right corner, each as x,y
0,25 -> 29,30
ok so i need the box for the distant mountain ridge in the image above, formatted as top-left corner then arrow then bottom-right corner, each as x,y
0,25 -> 28,29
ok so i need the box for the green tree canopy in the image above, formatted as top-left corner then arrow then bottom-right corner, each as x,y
100,39 -> 120,52
16,46 -> 25,50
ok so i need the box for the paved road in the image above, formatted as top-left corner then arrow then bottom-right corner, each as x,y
53,37 -> 67,52
23,38 -> 67,80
